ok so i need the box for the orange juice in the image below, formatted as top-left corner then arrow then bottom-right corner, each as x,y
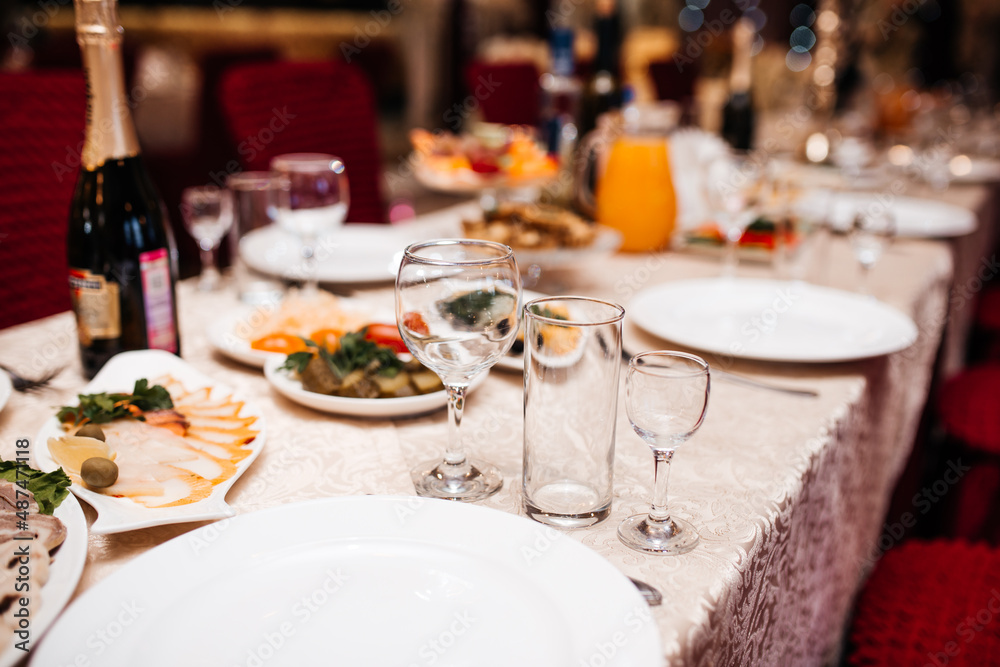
595,136 -> 677,252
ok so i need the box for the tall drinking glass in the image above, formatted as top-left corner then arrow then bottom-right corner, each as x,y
180,185 -> 234,291
619,351 -> 710,555
271,153 -> 349,297
396,239 -> 521,501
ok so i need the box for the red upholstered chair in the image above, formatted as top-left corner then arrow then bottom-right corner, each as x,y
0,69 -> 86,329
464,61 -> 540,127
848,540 -> 1000,666
935,363 -> 1000,540
218,61 -> 385,223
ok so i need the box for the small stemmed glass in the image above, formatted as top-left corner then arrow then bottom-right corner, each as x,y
618,351 -> 710,555
702,152 -> 765,278
849,209 -> 896,297
271,153 -> 349,298
180,185 -> 235,291
395,239 -> 521,501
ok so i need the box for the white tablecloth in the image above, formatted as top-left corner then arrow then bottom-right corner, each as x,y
2,183 -> 989,665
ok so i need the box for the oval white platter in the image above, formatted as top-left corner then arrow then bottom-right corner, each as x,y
630,277 -> 919,363
32,496 -> 662,667
33,350 -> 266,535
0,493 -> 86,667
264,355 -> 487,418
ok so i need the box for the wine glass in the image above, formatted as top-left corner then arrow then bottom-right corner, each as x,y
395,239 -> 521,501
849,209 -> 896,297
619,351 -> 710,555
180,185 -> 235,291
271,153 -> 349,297
702,151 -> 765,278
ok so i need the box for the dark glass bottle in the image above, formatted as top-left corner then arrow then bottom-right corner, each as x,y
579,0 -> 622,138
721,18 -> 756,151
68,0 -> 180,378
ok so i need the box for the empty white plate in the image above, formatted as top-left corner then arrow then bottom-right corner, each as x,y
32,496 -> 662,667
795,191 -> 976,238
630,278 -> 918,363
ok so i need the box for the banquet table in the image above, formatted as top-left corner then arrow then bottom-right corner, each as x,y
1,180 -> 994,666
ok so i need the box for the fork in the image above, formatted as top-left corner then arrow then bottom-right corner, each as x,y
621,349 -> 818,398
0,363 -> 64,392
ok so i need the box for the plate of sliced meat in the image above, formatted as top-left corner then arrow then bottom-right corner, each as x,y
34,350 -> 266,535
0,477 -> 86,666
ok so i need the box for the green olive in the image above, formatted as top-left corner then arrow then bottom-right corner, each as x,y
80,457 -> 118,488
76,424 -> 106,442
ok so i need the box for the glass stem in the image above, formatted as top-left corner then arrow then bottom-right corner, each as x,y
300,235 -> 318,297
859,264 -> 871,297
723,229 -> 740,278
648,448 -> 674,524
199,247 -> 217,276
444,383 -> 468,467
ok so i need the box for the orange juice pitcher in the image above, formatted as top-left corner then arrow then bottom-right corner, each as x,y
576,103 -> 679,252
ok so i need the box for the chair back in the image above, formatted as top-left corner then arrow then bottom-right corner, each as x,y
464,61 -> 540,127
218,61 -> 385,223
0,69 -> 86,329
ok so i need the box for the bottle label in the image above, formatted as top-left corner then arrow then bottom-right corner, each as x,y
139,248 -> 177,353
69,269 -> 121,343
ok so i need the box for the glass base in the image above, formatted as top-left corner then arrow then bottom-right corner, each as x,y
523,502 -> 610,529
411,457 -> 502,502
617,513 -> 699,555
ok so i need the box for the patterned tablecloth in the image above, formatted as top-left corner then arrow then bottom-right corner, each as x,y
0,183 -> 991,666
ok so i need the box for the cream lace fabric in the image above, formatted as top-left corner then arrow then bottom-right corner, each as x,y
0,183 -> 988,665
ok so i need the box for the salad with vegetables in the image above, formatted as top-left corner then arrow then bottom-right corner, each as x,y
279,325 -> 443,399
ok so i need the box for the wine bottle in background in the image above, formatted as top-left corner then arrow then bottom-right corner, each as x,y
68,0 -> 181,378
721,17 -> 756,151
578,0 -> 622,138
539,26 -> 582,203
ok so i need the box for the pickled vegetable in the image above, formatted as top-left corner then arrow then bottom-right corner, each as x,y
76,423 -> 106,441
80,457 -> 119,488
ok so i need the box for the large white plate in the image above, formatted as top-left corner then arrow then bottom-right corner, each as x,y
0,494 -> 86,667
206,299 -> 387,369
240,223 -> 409,284
795,191 -> 976,238
264,355 -> 487,418
33,350 -> 266,535
32,496 -> 662,667
0,373 -> 10,415
630,278 -> 918,363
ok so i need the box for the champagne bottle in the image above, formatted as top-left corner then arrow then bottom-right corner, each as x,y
578,0 -> 622,138
721,18 -> 756,151
68,0 -> 180,378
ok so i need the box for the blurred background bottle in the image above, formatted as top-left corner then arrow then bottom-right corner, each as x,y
539,26 -> 582,204
579,0 -> 623,138
721,17 -> 756,151
68,0 -> 181,378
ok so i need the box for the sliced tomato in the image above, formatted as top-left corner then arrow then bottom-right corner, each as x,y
250,333 -> 308,354
400,312 -> 430,337
309,328 -> 344,352
364,323 -> 410,354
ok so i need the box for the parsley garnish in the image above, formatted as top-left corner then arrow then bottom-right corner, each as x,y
56,379 -> 173,426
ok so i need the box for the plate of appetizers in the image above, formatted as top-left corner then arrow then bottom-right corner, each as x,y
33,496 -> 662,667
34,350 -> 266,535
0,468 -> 85,667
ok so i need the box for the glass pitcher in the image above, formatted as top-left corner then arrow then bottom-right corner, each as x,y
575,102 -> 680,253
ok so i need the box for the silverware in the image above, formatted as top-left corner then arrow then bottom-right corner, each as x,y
621,349 -> 818,398
0,363 -> 64,393
628,576 -> 663,606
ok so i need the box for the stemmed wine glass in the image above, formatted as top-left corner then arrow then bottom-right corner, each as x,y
619,351 -> 710,555
180,185 -> 235,291
395,239 -> 521,501
849,209 -> 896,297
271,153 -> 349,297
702,151 -> 765,278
